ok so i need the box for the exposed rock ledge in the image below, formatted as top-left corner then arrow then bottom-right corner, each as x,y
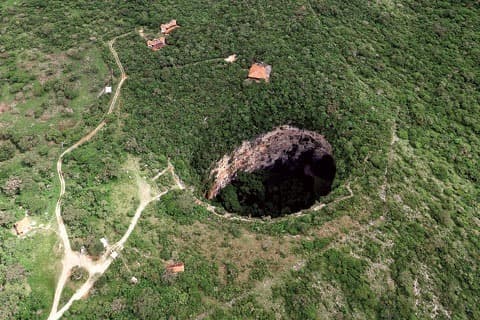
206,125 -> 334,199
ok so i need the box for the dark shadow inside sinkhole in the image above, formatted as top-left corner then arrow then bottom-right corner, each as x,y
215,150 -> 336,218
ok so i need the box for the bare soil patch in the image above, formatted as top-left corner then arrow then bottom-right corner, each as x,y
0,102 -> 10,114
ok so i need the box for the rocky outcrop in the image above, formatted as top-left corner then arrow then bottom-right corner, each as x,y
207,125 -> 334,199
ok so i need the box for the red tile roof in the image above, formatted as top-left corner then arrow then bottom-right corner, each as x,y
161,20 -> 179,34
147,37 -> 166,51
166,262 -> 185,273
248,63 -> 272,82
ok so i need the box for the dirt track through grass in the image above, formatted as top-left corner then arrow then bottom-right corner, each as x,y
47,33 -> 192,320
48,33 -> 132,320
47,29 -> 359,319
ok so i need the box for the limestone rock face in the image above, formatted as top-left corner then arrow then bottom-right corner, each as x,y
207,125 -> 334,199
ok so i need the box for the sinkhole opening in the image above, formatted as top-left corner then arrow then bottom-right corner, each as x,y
207,126 -> 336,218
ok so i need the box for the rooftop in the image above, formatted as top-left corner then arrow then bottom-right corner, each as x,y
166,262 -> 185,273
224,54 -> 238,63
248,63 -> 272,82
147,37 -> 167,51
161,19 -> 179,34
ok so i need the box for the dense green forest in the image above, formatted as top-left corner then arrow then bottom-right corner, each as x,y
0,0 -> 479,319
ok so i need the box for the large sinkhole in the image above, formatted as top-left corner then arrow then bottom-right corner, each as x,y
207,126 -> 336,218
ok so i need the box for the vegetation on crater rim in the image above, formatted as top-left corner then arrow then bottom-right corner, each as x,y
0,0 -> 478,319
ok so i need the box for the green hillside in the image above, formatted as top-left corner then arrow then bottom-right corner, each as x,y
0,1 -> 478,319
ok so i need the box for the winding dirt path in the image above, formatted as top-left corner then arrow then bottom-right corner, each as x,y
50,172 -> 175,320
48,32 -> 186,320
193,181 -> 354,224
46,28 -> 361,319
47,31 -> 237,320
47,33 -> 130,320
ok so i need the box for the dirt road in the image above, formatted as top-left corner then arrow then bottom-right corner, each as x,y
48,33 -> 221,320
47,32 -> 185,320
50,172 -> 175,320
46,30 -> 356,320
48,34 -> 129,320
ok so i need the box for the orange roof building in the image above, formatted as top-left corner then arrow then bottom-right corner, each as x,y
14,217 -> 31,236
147,37 -> 167,51
166,262 -> 185,273
248,62 -> 272,82
161,20 -> 179,34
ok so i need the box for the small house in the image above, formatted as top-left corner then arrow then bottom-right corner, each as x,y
105,86 -> 112,94
166,262 -> 185,273
248,62 -> 272,82
147,37 -> 167,51
224,54 -> 238,63
161,20 -> 179,34
14,217 -> 31,236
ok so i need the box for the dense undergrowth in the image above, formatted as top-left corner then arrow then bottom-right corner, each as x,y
0,0 -> 479,319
